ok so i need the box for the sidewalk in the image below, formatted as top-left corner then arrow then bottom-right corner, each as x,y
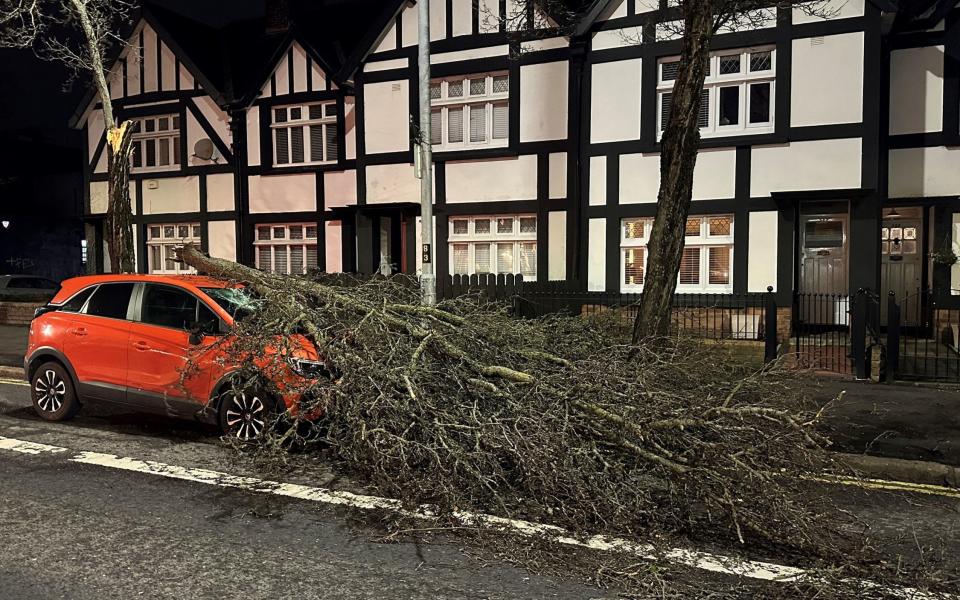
809,377 -> 960,468
0,325 -> 27,368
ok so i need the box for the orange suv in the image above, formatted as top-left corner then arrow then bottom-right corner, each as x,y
25,274 -> 322,439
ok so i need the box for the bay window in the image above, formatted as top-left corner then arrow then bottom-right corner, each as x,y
147,223 -> 200,274
621,215 -> 734,293
658,47 -> 774,137
449,215 -> 536,278
272,102 -> 339,166
132,115 -> 181,171
430,72 -> 509,151
254,223 -> 320,274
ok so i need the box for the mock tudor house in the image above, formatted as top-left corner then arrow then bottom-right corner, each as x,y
73,0 -> 960,317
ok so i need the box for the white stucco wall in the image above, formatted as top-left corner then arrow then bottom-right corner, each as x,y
326,221 -> 343,273
792,0 -> 864,24
142,177 -> 200,214
591,27 -> 643,50
748,211 -> 778,292
324,170 -> 358,208
750,138 -> 862,197
888,146 -> 960,197
452,0 -> 473,36
207,220 -> 237,262
292,43 -> 308,94
519,61 -> 569,142
590,156 -> 607,206
548,211 -> 567,281
587,218 -> 606,291
344,97 -> 358,160
619,153 -> 659,203
590,59 -> 641,143
366,163 -> 431,204
193,95 -> 231,149
618,150 -> 735,202
207,174 -> 235,212
142,25 -> 158,94
953,213 -> 960,292
160,41 -> 177,91
364,80 -> 410,154
446,156 -> 538,202
246,106 -> 261,166
548,152 -> 566,199
248,174 -> 316,213
889,45 -> 945,135
791,32 -> 864,127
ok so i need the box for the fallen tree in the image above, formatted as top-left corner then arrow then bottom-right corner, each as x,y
179,244 -> 847,556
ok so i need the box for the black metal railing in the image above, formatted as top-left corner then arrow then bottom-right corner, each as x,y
886,289 -> 960,383
793,292 -> 853,374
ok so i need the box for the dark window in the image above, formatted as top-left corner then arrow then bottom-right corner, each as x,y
719,86 -> 739,126
804,221 -> 844,249
61,287 -> 96,312
141,285 -> 198,330
749,83 -> 771,124
84,283 -> 135,319
196,302 -> 221,334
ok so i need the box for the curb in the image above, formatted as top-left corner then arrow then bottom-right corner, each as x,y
836,452 -> 960,488
0,365 -> 24,380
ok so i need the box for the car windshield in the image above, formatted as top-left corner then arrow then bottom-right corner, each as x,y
201,287 -> 261,322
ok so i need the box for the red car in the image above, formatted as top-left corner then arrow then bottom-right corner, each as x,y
24,274 -> 323,439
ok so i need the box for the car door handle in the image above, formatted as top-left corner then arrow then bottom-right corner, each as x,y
132,341 -> 150,351
70,327 -> 87,337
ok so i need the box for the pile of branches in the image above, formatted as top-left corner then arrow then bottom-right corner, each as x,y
179,246 -> 847,557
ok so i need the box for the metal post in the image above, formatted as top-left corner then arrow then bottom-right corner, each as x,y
417,0 -> 436,306
885,291 -> 900,384
764,286 -> 778,363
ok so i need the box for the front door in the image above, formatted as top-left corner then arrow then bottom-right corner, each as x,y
880,211 -> 923,324
798,215 -> 849,324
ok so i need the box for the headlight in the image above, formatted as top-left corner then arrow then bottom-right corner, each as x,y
288,358 -> 326,379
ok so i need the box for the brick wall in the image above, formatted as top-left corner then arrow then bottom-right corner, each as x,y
0,302 -> 39,325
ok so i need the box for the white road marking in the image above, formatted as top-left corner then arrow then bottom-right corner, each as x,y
0,436 -> 67,454
0,435 -> 947,597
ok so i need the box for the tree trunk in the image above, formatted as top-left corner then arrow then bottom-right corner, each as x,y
632,0 -> 714,342
106,121 -> 135,273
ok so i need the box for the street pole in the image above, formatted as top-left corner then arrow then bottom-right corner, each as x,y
417,0 -> 436,306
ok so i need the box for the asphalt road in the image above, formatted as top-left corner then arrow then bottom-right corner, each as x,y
0,380 -> 958,599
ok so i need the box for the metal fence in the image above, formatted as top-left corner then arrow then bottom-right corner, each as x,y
885,289 -> 960,383
793,292 -> 853,374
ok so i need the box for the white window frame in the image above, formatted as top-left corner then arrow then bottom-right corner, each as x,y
657,47 -> 775,138
620,215 -> 734,293
271,101 -> 339,166
430,72 -> 510,151
146,223 -> 201,275
131,114 -> 181,172
254,223 -> 320,274
448,215 -> 537,278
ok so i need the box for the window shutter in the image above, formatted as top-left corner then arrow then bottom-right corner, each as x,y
453,244 -> 469,274
496,243 -> 513,273
698,89 -> 710,128
660,93 -> 671,130
475,243 -> 491,274
708,246 -> 730,285
325,123 -> 339,161
275,246 -> 288,274
519,243 -> 536,278
275,128 -> 289,164
306,244 -> 319,270
679,247 -> 700,284
469,105 -> 486,142
431,109 -> 442,145
492,102 -> 508,139
290,245 -> 304,275
447,107 -> 464,143
310,125 -> 324,161
290,126 -> 305,163
258,246 -> 272,272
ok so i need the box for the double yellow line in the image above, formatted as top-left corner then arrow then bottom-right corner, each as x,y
808,473 -> 960,499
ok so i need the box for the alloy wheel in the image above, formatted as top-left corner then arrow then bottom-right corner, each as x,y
34,369 -> 66,413
224,393 -> 267,440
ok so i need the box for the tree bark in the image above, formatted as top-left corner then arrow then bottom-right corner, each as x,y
632,0 -> 714,341
106,121 -> 135,273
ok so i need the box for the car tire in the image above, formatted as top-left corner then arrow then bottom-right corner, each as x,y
31,362 -> 80,422
217,388 -> 278,441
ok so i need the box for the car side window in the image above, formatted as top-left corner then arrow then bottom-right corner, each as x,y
141,285 -> 198,330
61,287 -> 96,313
84,283 -> 135,319
196,302 -> 221,334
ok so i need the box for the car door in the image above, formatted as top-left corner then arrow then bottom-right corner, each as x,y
126,283 -> 218,416
62,282 -> 136,404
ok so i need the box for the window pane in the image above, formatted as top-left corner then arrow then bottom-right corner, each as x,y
306,225 -> 318,238
275,246 -> 288,273
492,103 -> 508,139
158,138 -> 170,165
273,227 -> 286,239
309,104 -> 323,120
306,245 -> 319,270
448,107 -> 464,143
709,216 -> 732,236
310,125 -> 324,161
679,247 -> 701,285
178,225 -> 189,238
497,217 -> 513,234
719,86 -> 739,126
85,283 -> 134,319
192,225 -> 201,238
258,246 -> 272,271
624,248 -> 644,286
274,108 -> 287,123
257,226 -> 271,241
685,218 -> 702,236
150,226 -> 162,239
452,219 -> 468,235
469,105 -> 486,142
474,219 -> 490,234
62,287 -> 95,313
519,243 -> 536,278
519,217 -> 537,234
623,218 -> 645,240
719,54 -> 741,75
493,75 -> 509,93
325,103 -> 338,117
290,107 -> 302,120
172,116 -> 180,130
475,243 -> 491,273
158,117 -> 169,131
141,285 -> 198,329
146,139 -> 156,166
804,220 -> 844,248
448,80 -> 463,97
290,226 -> 303,240
430,82 -> 441,100
163,225 -> 175,238
275,128 -> 289,164
453,244 -> 469,274
325,123 -> 338,160
149,245 -> 161,272
431,109 -> 443,145
698,89 -> 710,128
132,141 -> 142,168
469,78 -> 485,95
290,245 -> 304,274
145,119 -> 156,133
290,126 -> 305,163
173,136 -> 180,165
164,245 -> 177,271
661,61 -> 679,81
709,246 -> 731,285
749,82 -> 771,124
497,243 -> 513,273
750,50 -> 772,72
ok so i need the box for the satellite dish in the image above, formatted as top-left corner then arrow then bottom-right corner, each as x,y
193,138 -> 218,162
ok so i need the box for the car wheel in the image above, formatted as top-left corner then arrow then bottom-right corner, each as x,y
31,362 -> 80,421
217,389 -> 276,441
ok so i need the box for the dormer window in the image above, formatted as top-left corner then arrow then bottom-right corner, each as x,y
131,115 -> 181,171
272,101 -> 339,166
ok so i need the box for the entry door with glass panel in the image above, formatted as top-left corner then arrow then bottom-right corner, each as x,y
880,214 -> 922,324
799,216 -> 848,324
